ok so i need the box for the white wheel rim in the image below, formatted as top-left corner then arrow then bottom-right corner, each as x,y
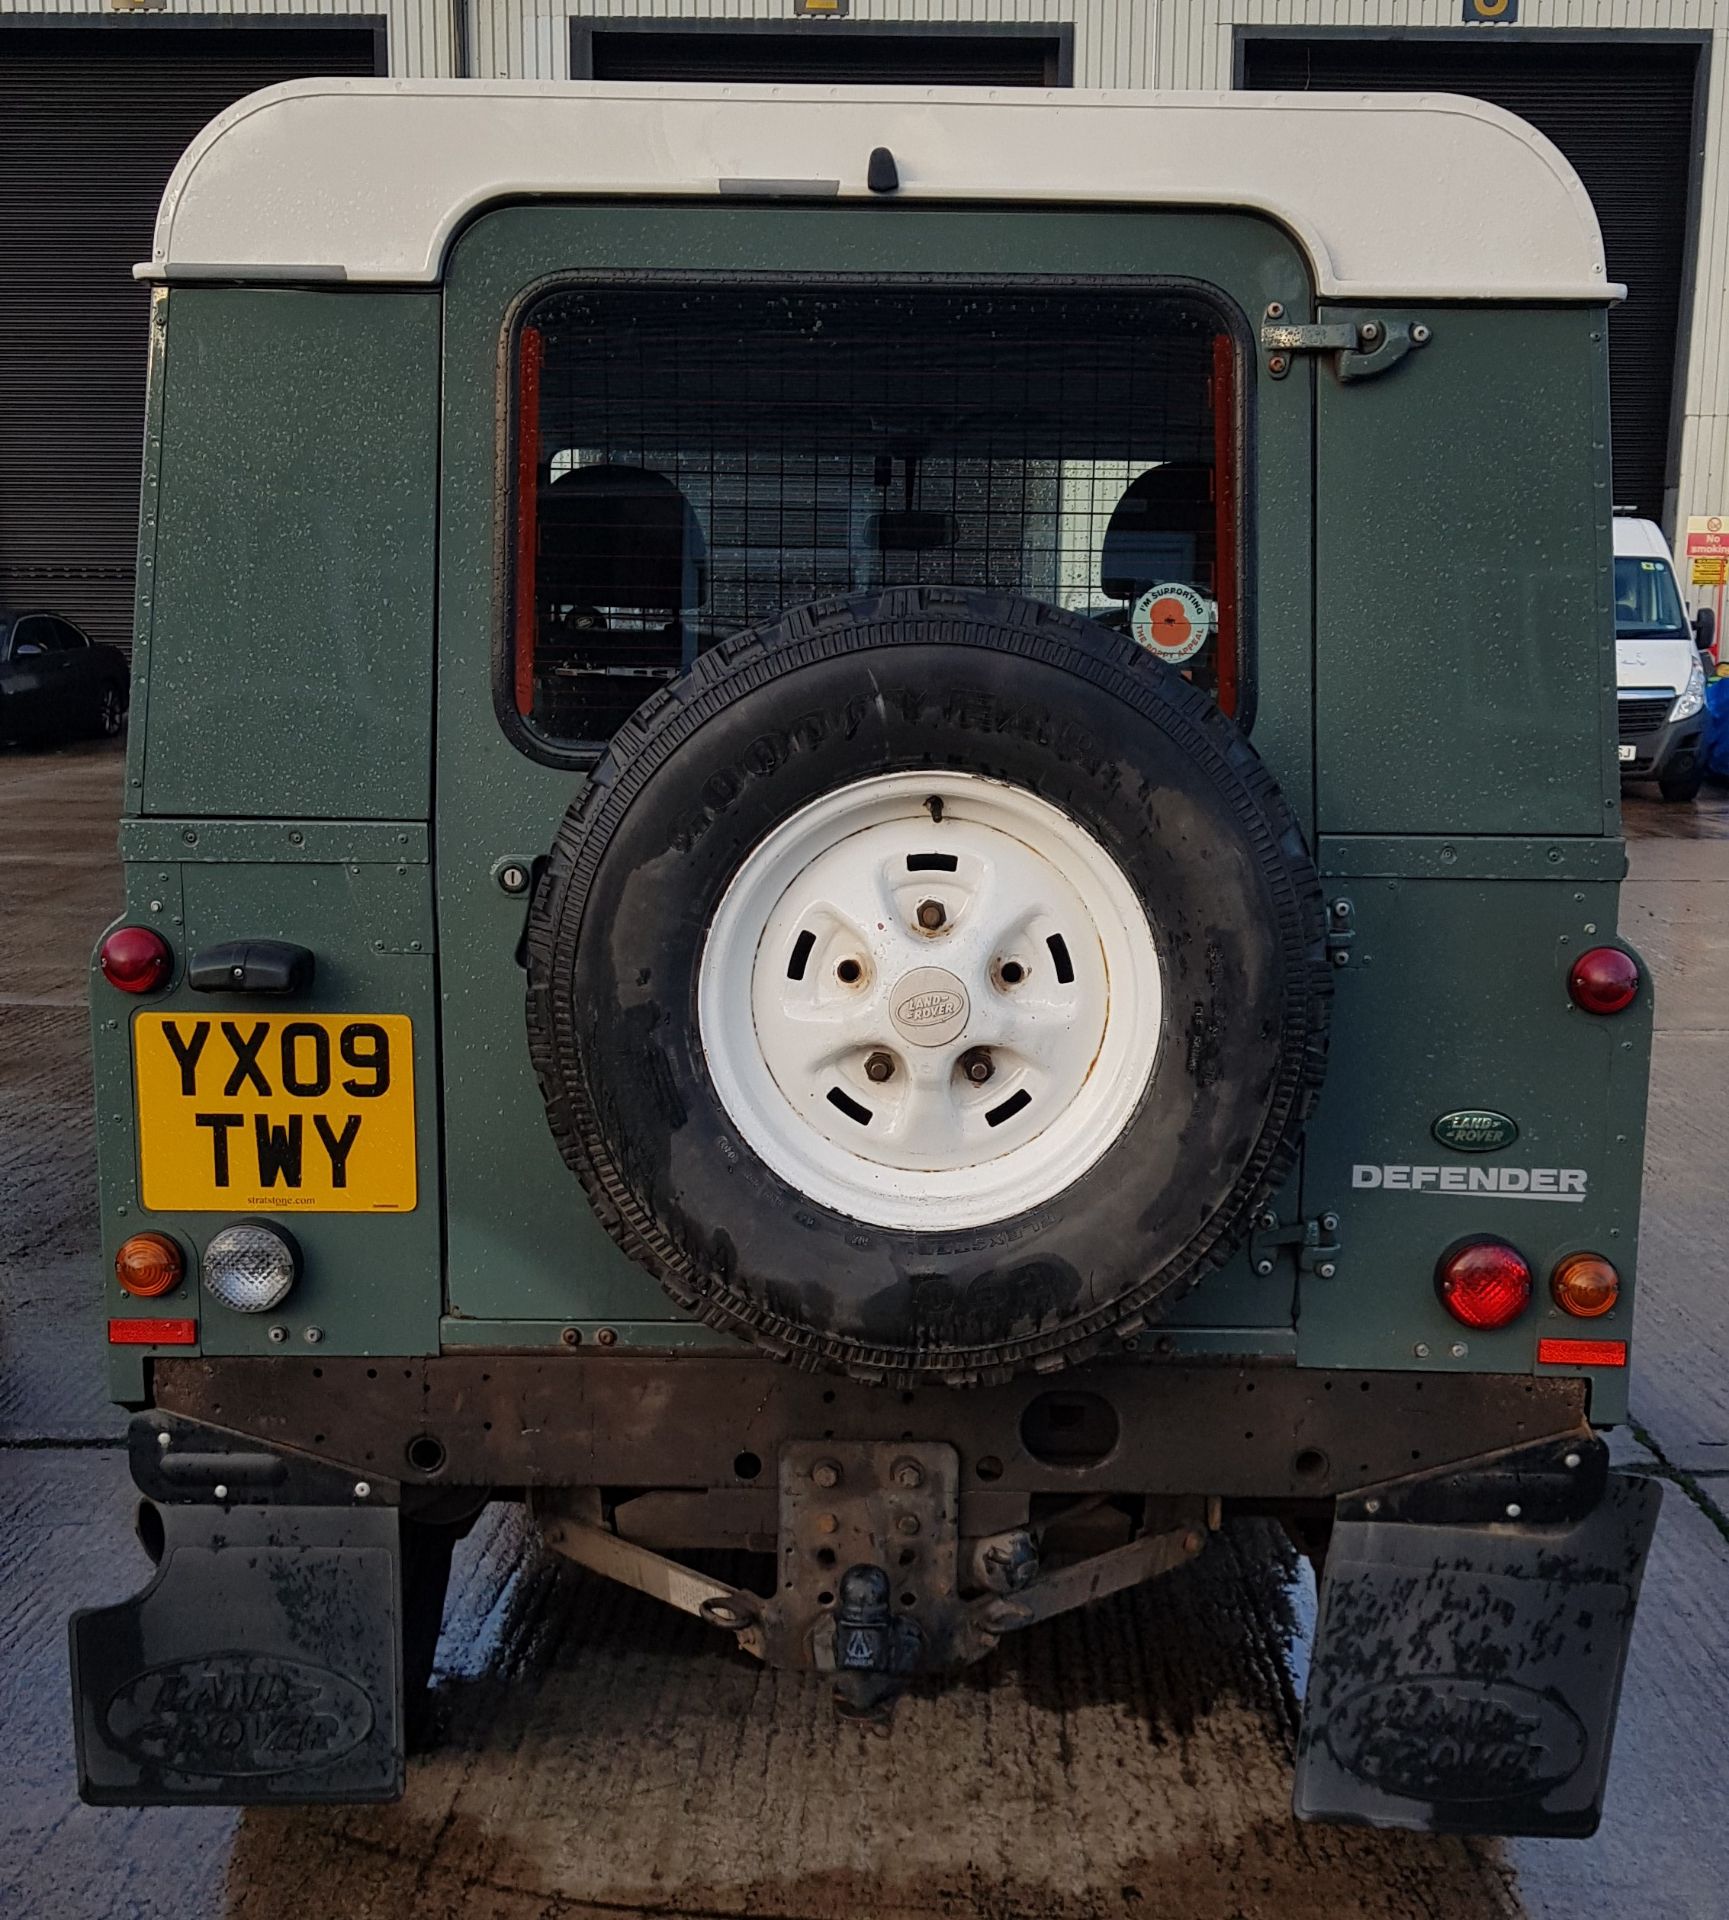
698,771 -> 1162,1231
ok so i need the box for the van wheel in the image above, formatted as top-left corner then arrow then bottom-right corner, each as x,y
526,588 -> 1331,1385
1658,752 -> 1703,802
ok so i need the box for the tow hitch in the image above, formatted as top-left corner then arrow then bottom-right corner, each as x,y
538,1441 -> 1210,1717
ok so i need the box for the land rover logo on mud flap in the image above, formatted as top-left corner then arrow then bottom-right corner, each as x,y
1324,1676 -> 1588,1803
889,968 -> 971,1047
104,1654 -> 374,1778
1433,1109 -> 1519,1152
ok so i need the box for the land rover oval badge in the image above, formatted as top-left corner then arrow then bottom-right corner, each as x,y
1433,1109 -> 1519,1153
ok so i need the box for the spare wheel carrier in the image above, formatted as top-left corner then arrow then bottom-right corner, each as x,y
525,588 -> 1331,1385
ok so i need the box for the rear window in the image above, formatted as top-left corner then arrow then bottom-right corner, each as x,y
506,282 -> 1246,757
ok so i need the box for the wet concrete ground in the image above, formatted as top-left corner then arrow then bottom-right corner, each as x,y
3,738 -> 1726,1919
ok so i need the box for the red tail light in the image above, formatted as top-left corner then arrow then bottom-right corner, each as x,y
1568,946 -> 1639,1015
1436,1237 -> 1532,1330
99,925 -> 172,995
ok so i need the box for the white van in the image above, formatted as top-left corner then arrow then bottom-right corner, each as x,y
1613,515 -> 1712,801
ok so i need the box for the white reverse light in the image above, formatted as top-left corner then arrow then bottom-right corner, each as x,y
202,1221 -> 300,1313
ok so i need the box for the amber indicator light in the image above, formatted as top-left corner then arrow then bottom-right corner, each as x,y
107,1317 -> 197,1346
115,1231 -> 184,1299
1550,1252 -> 1620,1319
1537,1336 -> 1627,1368
1568,946 -> 1639,1015
1436,1237 -> 1532,1330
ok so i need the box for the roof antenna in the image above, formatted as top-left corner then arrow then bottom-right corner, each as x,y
867,147 -> 900,195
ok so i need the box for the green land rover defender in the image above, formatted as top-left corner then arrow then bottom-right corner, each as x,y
74,80 -> 1659,1835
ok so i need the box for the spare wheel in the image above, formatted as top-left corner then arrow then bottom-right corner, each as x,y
526,589 -> 1330,1385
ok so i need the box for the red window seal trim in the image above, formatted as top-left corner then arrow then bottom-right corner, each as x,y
513,324 -> 545,721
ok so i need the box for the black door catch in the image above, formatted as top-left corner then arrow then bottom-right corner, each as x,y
187,940 -> 315,995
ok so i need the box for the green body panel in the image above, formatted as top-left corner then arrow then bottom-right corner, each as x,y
95,835 -> 442,1401
135,290 -> 440,822
1298,868 -> 1649,1421
433,203 -> 1316,1341
1314,307 -> 1616,838
94,193 -> 1648,1421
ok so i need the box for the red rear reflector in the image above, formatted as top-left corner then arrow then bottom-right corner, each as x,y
1538,1337 -> 1627,1368
108,1317 -> 196,1346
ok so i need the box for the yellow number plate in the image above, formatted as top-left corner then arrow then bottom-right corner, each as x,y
135,1013 -> 416,1213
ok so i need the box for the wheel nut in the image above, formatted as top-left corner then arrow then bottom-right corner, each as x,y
865,1051 -> 896,1084
916,900 -> 947,931
959,1047 -> 994,1085
811,1459 -> 841,1490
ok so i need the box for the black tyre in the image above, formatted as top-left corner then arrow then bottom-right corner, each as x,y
1658,750 -> 1703,803
527,589 -> 1330,1384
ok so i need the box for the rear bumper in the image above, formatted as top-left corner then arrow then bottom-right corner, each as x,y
74,1362 -> 1659,1829
145,1352 -> 1592,1506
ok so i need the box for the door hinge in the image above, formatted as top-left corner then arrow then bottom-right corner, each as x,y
1326,896 -> 1355,968
1261,314 -> 1431,384
1250,1210 -> 1341,1279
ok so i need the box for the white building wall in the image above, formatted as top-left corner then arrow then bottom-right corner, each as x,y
3,0 -> 1723,528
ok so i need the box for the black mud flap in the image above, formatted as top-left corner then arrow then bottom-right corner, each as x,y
71,1498 -> 403,1805
1294,1434 -> 1661,1837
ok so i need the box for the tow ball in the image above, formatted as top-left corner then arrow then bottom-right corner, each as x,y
829,1563 -> 924,1718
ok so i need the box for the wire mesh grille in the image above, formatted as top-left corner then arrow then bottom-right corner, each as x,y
517,283 -> 1234,749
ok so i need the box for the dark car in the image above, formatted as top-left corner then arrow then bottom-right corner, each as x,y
0,610 -> 128,743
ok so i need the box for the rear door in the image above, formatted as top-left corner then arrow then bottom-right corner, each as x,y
433,201 -> 1318,1346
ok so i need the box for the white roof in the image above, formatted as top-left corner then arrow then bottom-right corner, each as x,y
140,80 -> 1621,304
1612,517 -> 1674,562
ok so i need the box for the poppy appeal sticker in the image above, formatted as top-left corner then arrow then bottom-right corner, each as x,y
1131,583 -> 1215,664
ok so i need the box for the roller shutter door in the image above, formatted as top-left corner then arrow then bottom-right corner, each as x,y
1241,35 -> 1700,522
580,25 -> 1067,87
0,26 -> 382,649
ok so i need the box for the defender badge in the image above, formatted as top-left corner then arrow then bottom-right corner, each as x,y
1432,1109 -> 1518,1153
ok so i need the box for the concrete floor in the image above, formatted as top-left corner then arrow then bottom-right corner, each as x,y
3,737 -> 1726,1920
